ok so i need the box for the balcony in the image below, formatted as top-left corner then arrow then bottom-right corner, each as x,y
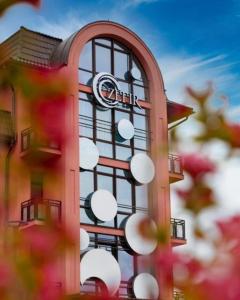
21,199 -> 61,223
171,218 -> 186,247
169,154 -> 184,183
21,128 -> 61,162
174,291 -> 185,300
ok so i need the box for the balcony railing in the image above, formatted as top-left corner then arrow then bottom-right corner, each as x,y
174,291 -> 185,300
171,218 -> 186,240
21,128 -> 60,152
168,154 -> 183,175
21,199 -> 61,222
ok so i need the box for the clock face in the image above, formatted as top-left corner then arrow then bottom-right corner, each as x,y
130,67 -> 142,81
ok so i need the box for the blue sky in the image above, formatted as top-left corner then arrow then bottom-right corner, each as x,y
1,0 -> 240,118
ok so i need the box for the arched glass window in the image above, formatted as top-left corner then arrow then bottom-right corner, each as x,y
79,38 -> 152,298
79,38 -> 148,100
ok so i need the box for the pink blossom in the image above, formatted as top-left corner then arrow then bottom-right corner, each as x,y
181,153 -> 216,180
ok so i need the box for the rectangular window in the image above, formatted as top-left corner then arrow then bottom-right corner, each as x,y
135,185 -> 148,209
79,41 -> 92,71
95,45 -> 111,73
96,108 -> 112,142
116,178 -> 132,212
114,51 -> 129,80
115,145 -> 132,161
97,174 -> 113,193
80,171 -> 94,199
118,249 -> 134,280
79,69 -> 93,86
96,141 -> 113,158
80,206 -> 95,225
133,84 -> 147,101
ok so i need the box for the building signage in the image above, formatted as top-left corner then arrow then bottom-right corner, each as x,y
92,72 -> 142,109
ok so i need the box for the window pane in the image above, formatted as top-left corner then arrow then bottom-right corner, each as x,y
79,92 -> 93,101
96,108 -> 112,141
80,206 -> 94,224
115,145 -> 132,161
133,114 -> 147,131
118,250 -> 134,280
114,51 -> 129,80
135,185 -> 148,209
134,134 -> 148,150
96,107 -> 112,122
79,118 -> 93,138
79,70 -> 93,85
96,165 -> 114,174
132,58 -> 145,83
79,100 -> 92,116
80,171 -> 94,199
79,101 -> 94,138
79,41 -> 92,71
95,45 -> 111,73
133,84 -> 148,100
97,174 -> 113,193
98,218 -> 115,228
115,110 -> 130,122
118,81 -> 130,94
116,178 -> 132,212
133,105 -> 147,115
96,141 -> 113,158
116,168 -> 126,177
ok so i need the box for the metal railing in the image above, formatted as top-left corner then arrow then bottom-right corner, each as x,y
21,198 -> 61,222
21,128 -> 60,152
168,154 -> 183,175
171,218 -> 186,240
174,291 -> 185,300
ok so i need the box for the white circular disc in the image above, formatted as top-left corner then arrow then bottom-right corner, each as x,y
133,273 -> 159,299
130,67 -> 141,80
91,189 -> 117,222
80,249 -> 121,296
117,119 -> 135,140
80,228 -> 90,251
124,213 -> 157,255
130,153 -> 155,184
79,137 -> 99,170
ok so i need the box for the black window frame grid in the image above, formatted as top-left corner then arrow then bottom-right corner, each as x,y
78,94 -> 151,160
80,167 -> 148,230
79,38 -> 153,298
78,38 -> 149,100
